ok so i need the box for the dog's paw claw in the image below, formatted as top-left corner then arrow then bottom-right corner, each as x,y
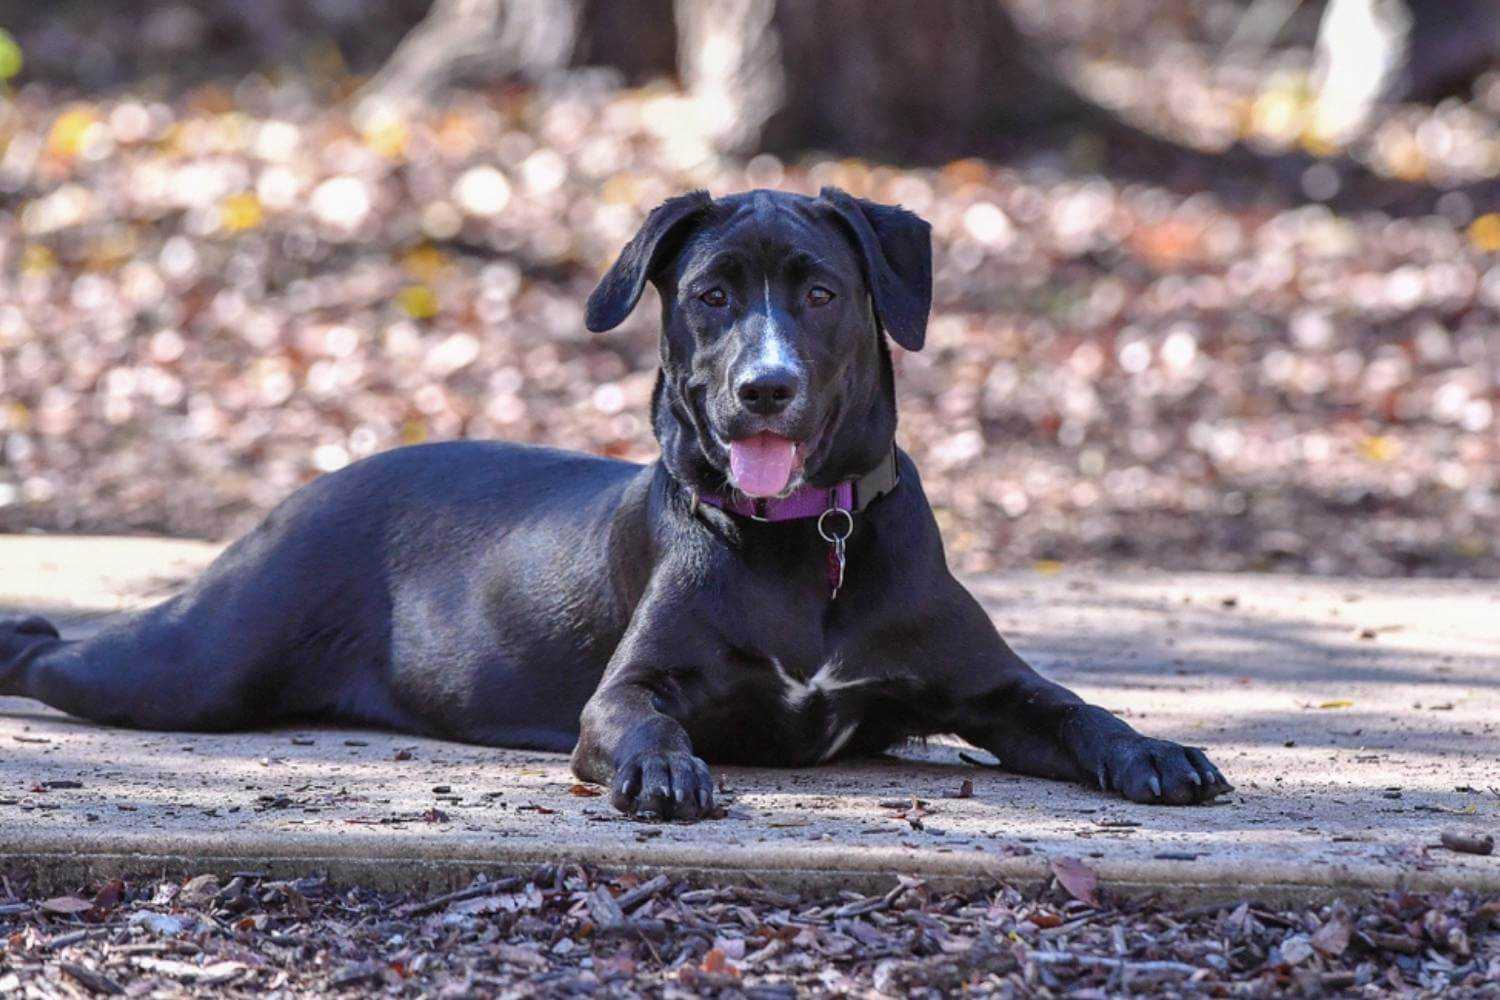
1098,738 -> 1230,806
611,750 -> 714,821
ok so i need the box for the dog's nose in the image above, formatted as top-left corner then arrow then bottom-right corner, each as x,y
736,369 -> 799,415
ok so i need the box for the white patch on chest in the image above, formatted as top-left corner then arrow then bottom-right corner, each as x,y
769,656 -> 868,761
818,720 -> 860,763
770,655 -> 851,703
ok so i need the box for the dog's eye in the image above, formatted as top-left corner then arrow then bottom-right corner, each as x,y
699,288 -> 728,308
806,286 -> 835,307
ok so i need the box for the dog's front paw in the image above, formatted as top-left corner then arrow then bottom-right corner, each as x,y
611,750 -> 715,820
1095,737 -> 1231,805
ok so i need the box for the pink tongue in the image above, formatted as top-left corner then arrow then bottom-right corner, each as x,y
729,433 -> 797,498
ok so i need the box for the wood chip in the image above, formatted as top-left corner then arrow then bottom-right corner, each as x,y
59,962 -> 123,996
1438,831 -> 1494,855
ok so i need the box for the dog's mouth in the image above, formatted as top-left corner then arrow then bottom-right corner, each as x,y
714,396 -> 843,499
728,433 -> 808,498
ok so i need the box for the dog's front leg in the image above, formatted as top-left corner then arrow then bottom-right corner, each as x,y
929,584 -> 1233,805
570,615 -> 715,820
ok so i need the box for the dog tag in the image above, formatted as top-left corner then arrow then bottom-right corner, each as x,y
817,507 -> 853,599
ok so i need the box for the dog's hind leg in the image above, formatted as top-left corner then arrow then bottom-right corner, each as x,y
0,608 -> 242,730
0,588 -> 302,732
0,522 -> 383,733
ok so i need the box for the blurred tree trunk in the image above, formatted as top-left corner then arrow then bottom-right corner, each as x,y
574,0 -> 679,85
360,0 -> 582,100
1311,0 -> 1500,145
360,0 -> 677,103
1402,1 -> 1500,100
682,0 -> 1088,159
362,0 -> 1090,159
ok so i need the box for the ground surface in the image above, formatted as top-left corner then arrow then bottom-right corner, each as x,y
2,537 -> 1498,996
2,535 -> 1497,907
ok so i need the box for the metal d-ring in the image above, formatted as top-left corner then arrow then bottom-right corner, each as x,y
816,507 -> 853,544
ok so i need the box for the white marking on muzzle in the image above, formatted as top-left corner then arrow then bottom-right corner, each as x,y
748,277 -> 797,375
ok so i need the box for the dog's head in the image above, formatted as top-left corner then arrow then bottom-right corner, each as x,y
586,188 -> 931,498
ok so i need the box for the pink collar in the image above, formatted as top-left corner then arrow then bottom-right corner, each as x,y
693,450 -> 899,598
697,479 -> 854,521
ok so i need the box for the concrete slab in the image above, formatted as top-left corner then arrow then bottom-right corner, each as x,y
2,535 -> 1497,902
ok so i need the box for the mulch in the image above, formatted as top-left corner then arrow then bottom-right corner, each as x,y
1,865 -> 1496,996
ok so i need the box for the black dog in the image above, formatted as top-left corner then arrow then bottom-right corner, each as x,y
1,188 -> 1230,818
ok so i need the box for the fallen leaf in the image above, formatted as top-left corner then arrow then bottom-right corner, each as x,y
179,874 -> 220,907
1468,213 -> 1500,253
1359,436 -> 1399,463
397,284 -> 439,319
91,879 -> 124,910
1049,856 -> 1100,907
596,952 -> 637,978
133,957 -> 247,984
40,896 -> 94,916
450,894 -> 523,917
1311,915 -> 1351,956
219,192 -> 263,232
282,886 -> 312,919
1280,932 -> 1314,965
494,942 -> 548,968
1317,700 -> 1354,710
700,948 -> 738,976
129,912 -> 189,936
569,783 -> 603,797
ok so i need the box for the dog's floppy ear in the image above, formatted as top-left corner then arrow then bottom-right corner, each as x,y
819,186 -> 932,351
586,190 -> 713,332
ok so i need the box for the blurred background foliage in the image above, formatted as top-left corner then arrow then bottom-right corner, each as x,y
0,0 -> 1496,578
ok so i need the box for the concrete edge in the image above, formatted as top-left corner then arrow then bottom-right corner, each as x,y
2,830 -> 1494,906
